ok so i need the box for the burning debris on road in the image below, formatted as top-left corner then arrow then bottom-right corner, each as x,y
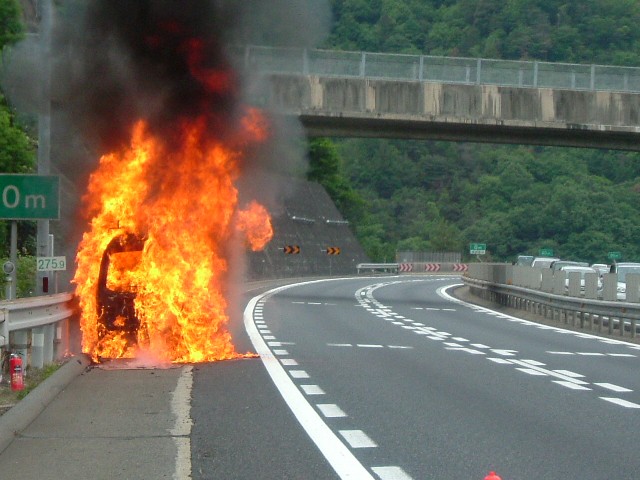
66,1 -> 320,363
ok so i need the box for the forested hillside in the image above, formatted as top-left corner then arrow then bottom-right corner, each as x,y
309,0 -> 640,263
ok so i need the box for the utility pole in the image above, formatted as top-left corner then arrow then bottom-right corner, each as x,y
36,0 -> 52,295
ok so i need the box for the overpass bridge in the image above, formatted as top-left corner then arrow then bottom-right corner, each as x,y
239,46 -> 640,151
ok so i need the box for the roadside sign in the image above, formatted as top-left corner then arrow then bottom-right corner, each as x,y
539,248 -> 554,257
469,243 -> 486,255
0,175 -> 59,220
608,251 -> 622,260
36,256 -> 66,271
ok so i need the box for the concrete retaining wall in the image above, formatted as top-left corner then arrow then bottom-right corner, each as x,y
246,179 -> 369,279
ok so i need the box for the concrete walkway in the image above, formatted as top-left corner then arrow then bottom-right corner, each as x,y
0,356 -> 189,479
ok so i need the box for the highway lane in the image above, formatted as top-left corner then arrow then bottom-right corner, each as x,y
234,275 -> 640,479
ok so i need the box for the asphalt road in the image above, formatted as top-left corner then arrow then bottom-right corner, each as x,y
1,275 -> 639,479
231,276 -> 640,479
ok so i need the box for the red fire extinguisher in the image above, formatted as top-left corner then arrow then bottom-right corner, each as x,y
10,353 -> 24,391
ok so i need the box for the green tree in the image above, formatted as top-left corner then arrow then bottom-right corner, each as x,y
307,138 -> 365,223
0,0 -> 24,51
321,1 -> 640,264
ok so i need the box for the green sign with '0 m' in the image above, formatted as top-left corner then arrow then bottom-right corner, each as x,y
0,175 -> 59,220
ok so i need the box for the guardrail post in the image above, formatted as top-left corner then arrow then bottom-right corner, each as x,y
12,329 -> 28,371
32,326 -> 44,368
302,48 -> 309,76
608,314 -> 614,335
541,269 -> 553,292
624,72 -> 629,91
43,323 -> 54,363
55,318 -> 68,359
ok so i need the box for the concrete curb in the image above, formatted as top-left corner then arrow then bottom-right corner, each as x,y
0,354 -> 91,455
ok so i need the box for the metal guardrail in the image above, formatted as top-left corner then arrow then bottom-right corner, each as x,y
0,293 -> 76,368
356,263 -> 399,274
239,45 -> 640,93
463,271 -> 640,338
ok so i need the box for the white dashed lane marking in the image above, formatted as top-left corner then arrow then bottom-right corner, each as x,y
595,383 -> 633,393
354,281 -> 640,411
553,381 -> 591,390
252,285 -> 418,479
317,404 -> 348,418
300,384 -> 325,395
600,398 -> 640,408
372,466 -> 414,480
547,351 -> 636,357
339,430 -> 378,448
327,343 -> 414,350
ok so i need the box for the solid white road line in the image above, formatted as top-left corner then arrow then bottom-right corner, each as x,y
171,365 -> 193,480
244,284 -> 375,479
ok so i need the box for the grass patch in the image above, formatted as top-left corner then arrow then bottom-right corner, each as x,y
0,362 -> 63,413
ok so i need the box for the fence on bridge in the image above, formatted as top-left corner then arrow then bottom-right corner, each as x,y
396,251 -> 462,263
238,45 -> 640,93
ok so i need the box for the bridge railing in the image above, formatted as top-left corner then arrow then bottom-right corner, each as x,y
239,45 -> 640,93
463,264 -> 640,338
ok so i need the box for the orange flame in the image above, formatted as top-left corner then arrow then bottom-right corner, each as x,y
73,109 -> 272,363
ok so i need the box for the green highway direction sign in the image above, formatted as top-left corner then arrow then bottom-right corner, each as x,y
0,175 -> 59,220
539,248 -> 554,257
469,243 -> 486,255
608,251 -> 622,260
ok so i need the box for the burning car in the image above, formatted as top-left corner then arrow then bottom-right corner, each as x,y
96,232 -> 146,348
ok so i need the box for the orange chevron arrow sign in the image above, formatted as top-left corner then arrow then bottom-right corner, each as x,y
325,247 -> 341,255
282,245 -> 301,254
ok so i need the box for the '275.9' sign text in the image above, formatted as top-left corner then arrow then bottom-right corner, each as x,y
37,256 -> 66,272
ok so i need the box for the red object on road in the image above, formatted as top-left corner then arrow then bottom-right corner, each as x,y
10,353 -> 24,391
484,471 -> 502,480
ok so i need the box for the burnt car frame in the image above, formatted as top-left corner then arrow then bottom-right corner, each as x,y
96,233 -> 146,346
